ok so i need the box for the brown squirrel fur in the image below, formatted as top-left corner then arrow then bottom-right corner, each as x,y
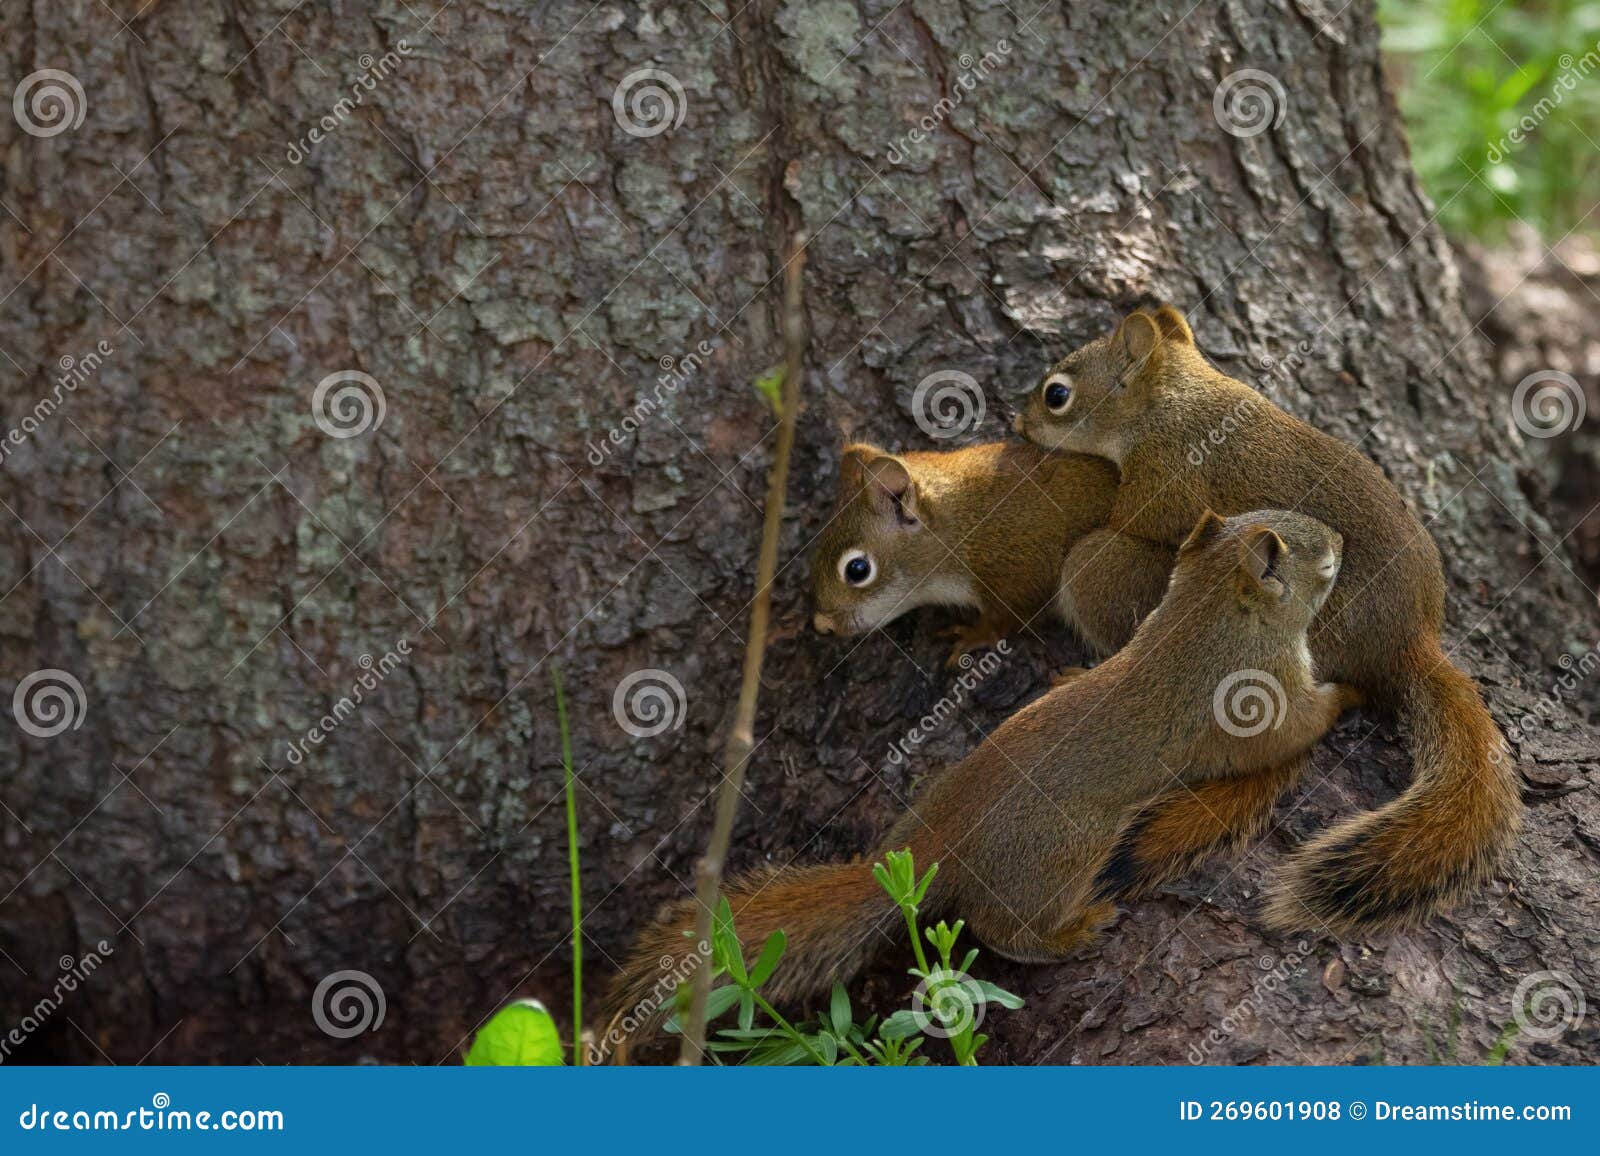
606,509 -> 1357,1051
1016,305 -> 1520,936
808,441 -> 1148,667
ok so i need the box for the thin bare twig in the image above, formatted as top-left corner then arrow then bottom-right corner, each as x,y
677,235 -> 807,1064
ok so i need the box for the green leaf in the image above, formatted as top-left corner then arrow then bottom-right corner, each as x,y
738,989 -> 755,1031
706,984 -> 742,1021
749,929 -> 786,987
1484,1022 -> 1518,1066
464,999 -> 564,1066
972,980 -> 1025,1010
662,982 -> 742,1034
723,942 -> 748,986
711,897 -> 741,974
815,1032 -> 839,1065
754,1041 -> 814,1066
879,1009 -> 921,1040
871,861 -> 893,895
753,365 -> 785,414
830,983 -> 851,1034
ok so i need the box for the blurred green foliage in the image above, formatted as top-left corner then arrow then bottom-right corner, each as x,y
1380,0 -> 1600,239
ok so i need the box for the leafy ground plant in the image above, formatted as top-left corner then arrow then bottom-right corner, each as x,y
664,849 -> 1023,1065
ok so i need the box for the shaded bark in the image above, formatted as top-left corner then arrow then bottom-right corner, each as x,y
0,0 -> 1595,1065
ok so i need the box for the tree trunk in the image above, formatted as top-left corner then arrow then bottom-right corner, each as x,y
1,0 -> 1595,1065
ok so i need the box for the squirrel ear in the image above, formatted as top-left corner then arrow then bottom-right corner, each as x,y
864,455 -> 919,523
1238,526 -> 1288,595
839,443 -> 884,491
1117,311 -> 1163,367
1179,508 -> 1228,554
1152,304 -> 1193,344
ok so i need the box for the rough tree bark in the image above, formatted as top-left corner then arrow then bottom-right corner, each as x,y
1,0 -> 1595,1065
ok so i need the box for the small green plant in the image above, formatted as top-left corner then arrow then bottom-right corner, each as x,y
1417,994 -> 1521,1066
552,667 -> 582,1061
1484,1022 -> 1519,1065
872,850 -> 1024,1066
464,669 -> 582,1067
665,849 -> 1022,1065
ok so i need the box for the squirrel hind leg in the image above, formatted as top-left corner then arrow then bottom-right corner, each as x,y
975,901 -> 1118,964
1094,757 -> 1308,901
1048,900 -> 1118,956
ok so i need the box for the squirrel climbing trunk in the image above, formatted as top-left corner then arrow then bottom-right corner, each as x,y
1264,639 -> 1520,935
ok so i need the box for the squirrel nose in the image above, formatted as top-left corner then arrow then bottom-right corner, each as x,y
1011,413 -> 1025,435
813,613 -> 836,635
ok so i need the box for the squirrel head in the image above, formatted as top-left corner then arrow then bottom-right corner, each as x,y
1014,304 -> 1195,462
1167,507 -> 1343,635
810,444 -> 952,637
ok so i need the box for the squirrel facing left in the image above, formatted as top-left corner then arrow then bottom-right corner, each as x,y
603,508 -> 1359,1056
808,441 -> 1162,666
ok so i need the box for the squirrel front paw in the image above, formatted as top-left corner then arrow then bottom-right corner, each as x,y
940,621 -> 1006,670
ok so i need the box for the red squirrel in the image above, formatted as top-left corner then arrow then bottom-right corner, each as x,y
1016,305 -> 1518,935
808,441 -> 1162,667
606,508 -> 1359,1049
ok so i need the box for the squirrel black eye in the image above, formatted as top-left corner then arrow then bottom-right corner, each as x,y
1044,379 -> 1072,413
839,550 -> 874,586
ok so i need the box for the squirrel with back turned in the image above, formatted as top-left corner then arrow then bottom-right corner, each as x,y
1015,304 -> 1519,935
606,508 -> 1360,1046
809,441 -> 1170,667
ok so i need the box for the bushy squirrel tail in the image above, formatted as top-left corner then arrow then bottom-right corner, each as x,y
595,858 -> 902,1063
1264,640 -> 1520,936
